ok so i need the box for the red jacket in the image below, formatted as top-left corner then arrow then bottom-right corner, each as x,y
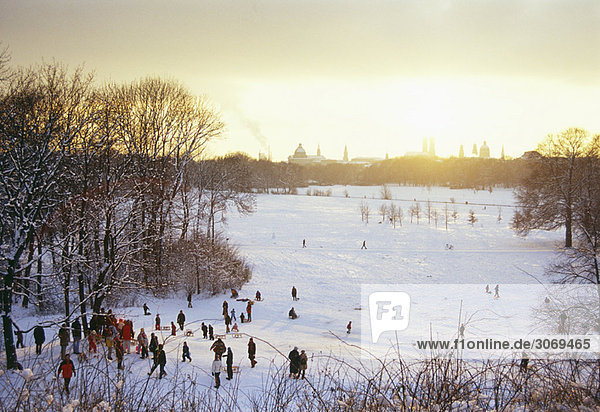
58,359 -> 75,378
122,323 -> 132,340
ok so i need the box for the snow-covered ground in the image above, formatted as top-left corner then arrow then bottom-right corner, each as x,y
3,185 -> 566,406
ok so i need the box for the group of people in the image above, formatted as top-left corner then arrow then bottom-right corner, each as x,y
288,346 -> 308,379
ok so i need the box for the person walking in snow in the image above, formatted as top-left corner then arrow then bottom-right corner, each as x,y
211,355 -> 222,388
208,324 -> 214,340
302,239 -> 306,248
33,325 -> 45,355
149,333 -> 158,359
138,328 -> 148,359
114,336 -> 124,370
155,314 -> 161,330
59,324 -> 70,360
187,292 -> 193,308
494,284 -> 500,298
143,303 -> 150,315
71,318 -> 82,354
361,240 -> 367,249
88,330 -> 97,354
224,313 -> 231,333
121,320 -> 132,354
485,285 -> 491,294
57,354 -> 76,396
177,310 -> 186,331
246,301 -> 253,322
291,286 -> 298,301
347,321 -> 352,334
223,347 -> 234,380
299,349 -> 308,379
105,324 -> 117,360
201,322 -> 208,339
230,308 -> 236,322
289,346 -> 300,378
210,338 -> 226,359
171,321 -> 177,336
182,341 -> 192,362
222,300 -> 229,318
149,344 -> 167,379
248,337 -> 257,367
14,326 -> 24,349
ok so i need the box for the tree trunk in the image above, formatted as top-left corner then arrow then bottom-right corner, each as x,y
3,258 -> 19,370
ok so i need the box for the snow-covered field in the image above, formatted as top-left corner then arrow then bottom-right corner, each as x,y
3,185 -> 566,407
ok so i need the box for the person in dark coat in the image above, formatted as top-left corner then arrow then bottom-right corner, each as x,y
149,333 -> 158,358
240,313 -> 246,323
248,337 -> 257,367
224,313 -> 231,333
346,321 -> 352,334
222,300 -> 229,318
201,322 -> 208,339
155,314 -> 161,330
299,349 -> 308,379
223,347 -> 234,380
14,327 -> 24,349
288,346 -> 300,378
291,286 -> 298,301
143,303 -> 150,315
210,338 -> 226,359
59,324 -> 70,360
72,318 -> 82,354
255,290 -> 262,301
182,341 -> 192,362
149,344 -> 167,378
289,307 -> 298,319
208,324 -> 214,340
57,354 -> 76,396
34,325 -> 45,355
114,336 -> 124,370
177,310 -> 186,331
187,293 -> 193,308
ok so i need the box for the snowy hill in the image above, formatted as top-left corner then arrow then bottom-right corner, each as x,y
2,185 -> 565,409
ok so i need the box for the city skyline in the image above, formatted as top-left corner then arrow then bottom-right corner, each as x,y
1,1 -> 599,161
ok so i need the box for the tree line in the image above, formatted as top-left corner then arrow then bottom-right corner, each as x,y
0,61 -> 253,369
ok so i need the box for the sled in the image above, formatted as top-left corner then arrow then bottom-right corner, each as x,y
223,366 -> 240,373
161,326 -> 170,331
185,330 -> 194,337
231,333 -> 243,338
215,334 -> 227,339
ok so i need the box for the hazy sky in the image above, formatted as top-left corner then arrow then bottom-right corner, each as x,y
1,0 -> 599,160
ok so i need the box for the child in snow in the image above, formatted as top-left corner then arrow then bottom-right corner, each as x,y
211,355 -> 222,388
289,307 -> 298,319
171,322 -> 177,336
182,341 -> 192,362
155,314 -> 161,330
347,321 -> 352,334
57,354 -> 76,396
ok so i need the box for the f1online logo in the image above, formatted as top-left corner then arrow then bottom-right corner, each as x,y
368,292 -> 411,343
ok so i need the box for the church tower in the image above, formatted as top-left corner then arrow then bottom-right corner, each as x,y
459,144 -> 464,158
317,144 -> 321,157
343,145 -> 349,162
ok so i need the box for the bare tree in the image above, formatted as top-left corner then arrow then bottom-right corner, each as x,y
380,184 -> 392,200
378,204 -> 388,223
513,128 -> 595,248
0,63 -> 93,369
468,209 -> 478,226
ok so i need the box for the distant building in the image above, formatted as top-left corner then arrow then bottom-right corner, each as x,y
343,145 -> 349,162
472,144 -> 478,156
428,138 -> 436,156
479,141 -> 490,158
422,138 -> 428,153
288,143 -> 326,165
459,144 -> 465,158
521,150 -> 543,160
501,145 -> 505,160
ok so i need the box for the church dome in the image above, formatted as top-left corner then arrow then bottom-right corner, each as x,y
293,143 -> 307,158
